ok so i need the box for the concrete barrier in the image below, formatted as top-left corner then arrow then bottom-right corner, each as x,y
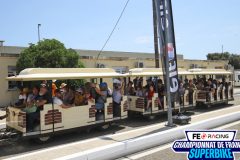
55,111 -> 240,160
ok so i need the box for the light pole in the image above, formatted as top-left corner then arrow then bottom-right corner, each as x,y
38,24 -> 41,42
0,40 -> 4,56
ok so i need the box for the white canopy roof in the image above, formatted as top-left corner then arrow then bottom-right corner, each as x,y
127,68 -> 232,77
6,68 -> 233,81
6,68 -> 124,81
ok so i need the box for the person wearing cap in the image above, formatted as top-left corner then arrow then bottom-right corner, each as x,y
74,87 -> 85,106
112,82 -> 123,117
54,89 -> 71,108
60,83 -> 75,105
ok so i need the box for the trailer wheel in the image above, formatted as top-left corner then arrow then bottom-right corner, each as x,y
34,135 -> 51,144
148,115 -> 156,120
99,123 -> 110,130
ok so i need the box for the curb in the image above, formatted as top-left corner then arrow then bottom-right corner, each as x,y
55,111 -> 240,160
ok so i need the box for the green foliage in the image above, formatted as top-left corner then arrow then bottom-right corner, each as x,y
207,52 -> 240,69
16,39 -> 84,73
207,52 -> 230,60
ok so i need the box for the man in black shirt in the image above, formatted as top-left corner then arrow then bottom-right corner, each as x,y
27,84 -> 52,132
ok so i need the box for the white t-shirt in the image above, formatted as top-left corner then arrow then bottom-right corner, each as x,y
53,97 -> 63,106
19,94 -> 27,100
113,89 -> 122,104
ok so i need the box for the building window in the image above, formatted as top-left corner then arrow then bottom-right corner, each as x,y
215,66 -> 223,69
8,66 -> 17,90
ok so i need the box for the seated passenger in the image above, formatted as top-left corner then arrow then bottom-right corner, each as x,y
84,91 -> 94,105
90,82 -> 104,100
27,83 -> 52,132
187,80 -> 196,104
179,82 -> 185,105
15,87 -> 28,107
135,85 -> 143,97
157,79 -> 165,108
52,80 -> 57,97
146,85 -> 155,111
126,81 -> 135,96
54,89 -> 72,108
27,86 -> 40,106
60,83 -> 75,105
74,87 -> 85,106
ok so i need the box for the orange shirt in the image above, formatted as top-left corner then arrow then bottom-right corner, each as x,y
52,83 -> 57,96
148,90 -> 154,100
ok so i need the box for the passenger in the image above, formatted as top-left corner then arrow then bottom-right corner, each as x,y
187,80 -> 196,104
183,79 -> 189,89
138,77 -> 143,88
126,81 -> 135,96
74,87 -> 85,106
206,79 -> 215,102
27,83 -> 52,132
212,79 -> 218,100
95,82 -> 108,110
95,82 -> 109,120
196,79 -> 204,90
113,79 -> 122,117
53,89 -> 71,108
15,87 -> 28,107
83,91 -> 94,105
157,79 -> 165,109
145,78 -> 153,90
27,86 -> 40,106
228,82 -> 233,99
135,85 -> 143,97
179,82 -> 185,106
90,82 -> 104,100
146,85 -> 155,111
133,77 -> 139,90
52,80 -> 57,97
60,83 -> 75,105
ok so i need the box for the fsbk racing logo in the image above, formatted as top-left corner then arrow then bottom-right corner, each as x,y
172,130 -> 240,160
189,132 -> 232,141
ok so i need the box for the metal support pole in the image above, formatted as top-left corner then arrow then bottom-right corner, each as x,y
152,0 -> 160,68
38,24 -> 41,42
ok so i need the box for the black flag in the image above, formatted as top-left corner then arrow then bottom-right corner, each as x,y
155,0 -> 179,102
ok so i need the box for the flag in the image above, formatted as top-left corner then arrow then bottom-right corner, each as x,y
154,0 -> 179,102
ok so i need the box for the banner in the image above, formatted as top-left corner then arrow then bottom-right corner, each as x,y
154,0 -> 179,102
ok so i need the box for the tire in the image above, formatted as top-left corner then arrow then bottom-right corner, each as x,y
33,135 -> 51,144
99,123 -> 110,130
148,115 -> 156,120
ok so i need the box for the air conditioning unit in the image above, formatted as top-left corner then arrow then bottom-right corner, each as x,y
190,64 -> 194,69
136,62 -> 144,68
96,63 -> 106,68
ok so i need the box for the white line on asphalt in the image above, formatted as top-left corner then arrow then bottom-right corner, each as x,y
121,120 -> 240,160
4,105 -> 240,160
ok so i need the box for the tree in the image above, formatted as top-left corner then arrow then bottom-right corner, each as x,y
16,39 -> 84,73
206,52 -> 230,60
207,52 -> 240,69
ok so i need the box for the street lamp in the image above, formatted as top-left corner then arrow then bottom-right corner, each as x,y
38,24 -> 41,42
